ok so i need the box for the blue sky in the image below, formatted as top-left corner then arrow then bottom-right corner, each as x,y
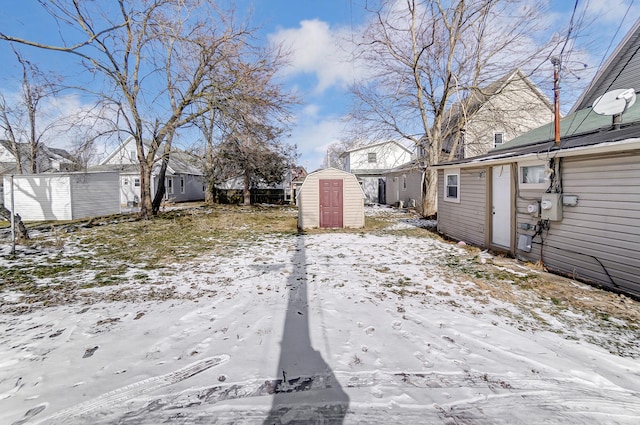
1,1 -> 639,171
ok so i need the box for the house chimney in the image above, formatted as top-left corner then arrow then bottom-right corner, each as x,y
551,56 -> 561,146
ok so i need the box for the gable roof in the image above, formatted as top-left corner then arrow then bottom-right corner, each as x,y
340,140 -> 413,157
571,18 -> 640,113
492,97 -> 640,152
434,121 -> 640,170
97,136 -> 203,176
444,18 -> 640,165
444,69 -> 553,131
0,139 -> 76,169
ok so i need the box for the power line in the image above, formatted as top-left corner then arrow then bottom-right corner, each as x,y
562,0 -> 636,138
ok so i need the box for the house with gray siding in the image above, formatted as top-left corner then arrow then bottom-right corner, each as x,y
434,18 -> 640,297
398,70 -> 553,215
91,136 -> 205,206
384,160 -> 424,209
341,140 -> 413,204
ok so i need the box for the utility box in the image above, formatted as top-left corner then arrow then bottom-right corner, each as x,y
517,234 -> 532,252
540,193 -> 563,221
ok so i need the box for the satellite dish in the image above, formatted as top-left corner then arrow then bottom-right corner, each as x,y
592,88 -> 636,116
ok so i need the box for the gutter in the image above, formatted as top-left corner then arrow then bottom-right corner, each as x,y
433,137 -> 640,170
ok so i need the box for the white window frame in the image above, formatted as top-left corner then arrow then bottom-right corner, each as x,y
444,168 -> 460,203
166,177 -> 174,195
493,132 -> 504,148
518,161 -> 548,189
367,152 -> 377,163
180,176 -> 185,194
402,174 -> 407,191
134,178 -> 140,187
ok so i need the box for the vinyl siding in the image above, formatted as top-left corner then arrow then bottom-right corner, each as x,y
577,32 -> 640,110
70,172 -> 120,219
4,174 -> 72,220
437,168 -> 487,247
164,174 -> 205,202
385,169 -> 422,208
298,168 -> 364,229
4,172 -> 120,221
515,154 -> 640,296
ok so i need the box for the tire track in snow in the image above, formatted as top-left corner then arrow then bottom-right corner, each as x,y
46,369 -> 640,424
27,355 -> 229,425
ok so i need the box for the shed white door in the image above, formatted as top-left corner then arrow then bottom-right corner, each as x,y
491,165 -> 511,248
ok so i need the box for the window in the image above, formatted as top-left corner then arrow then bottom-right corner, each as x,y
518,162 -> 548,189
129,150 -> 136,161
123,178 -> 129,185
402,174 -> 407,191
493,132 -> 504,147
444,169 -> 460,203
134,178 -> 140,187
367,152 -> 376,163
166,177 -> 174,195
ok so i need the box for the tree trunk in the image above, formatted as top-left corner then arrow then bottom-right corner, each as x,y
0,204 -> 29,240
152,157 -> 169,215
139,160 -> 153,219
243,171 -> 251,206
421,168 -> 437,217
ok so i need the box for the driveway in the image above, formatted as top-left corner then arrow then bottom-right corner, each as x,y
1,207 -> 639,424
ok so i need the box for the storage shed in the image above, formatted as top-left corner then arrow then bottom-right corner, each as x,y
297,168 -> 365,229
3,171 -> 120,221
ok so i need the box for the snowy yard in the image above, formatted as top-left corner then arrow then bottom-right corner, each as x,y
0,206 -> 639,424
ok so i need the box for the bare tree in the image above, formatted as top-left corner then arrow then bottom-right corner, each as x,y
323,141 -> 350,169
0,0 -> 269,218
347,0 -> 563,216
0,47 -> 62,174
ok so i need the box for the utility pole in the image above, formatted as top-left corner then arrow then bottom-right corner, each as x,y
10,174 -> 15,255
551,56 -> 561,146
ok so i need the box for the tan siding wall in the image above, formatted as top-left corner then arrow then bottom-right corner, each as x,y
298,169 -> 364,229
515,154 -> 640,295
437,168 -> 487,246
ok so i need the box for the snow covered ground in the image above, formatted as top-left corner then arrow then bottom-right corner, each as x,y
1,207 -> 639,424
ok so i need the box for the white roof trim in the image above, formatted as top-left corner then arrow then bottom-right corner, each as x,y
434,138 -> 640,169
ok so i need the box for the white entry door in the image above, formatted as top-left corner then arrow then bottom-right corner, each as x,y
491,165 -> 511,248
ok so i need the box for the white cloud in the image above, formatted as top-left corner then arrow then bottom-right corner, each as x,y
288,114 -> 346,171
583,0 -> 640,23
268,19 -> 367,93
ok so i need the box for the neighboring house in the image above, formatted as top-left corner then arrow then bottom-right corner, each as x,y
297,168 -> 365,229
341,140 -> 414,204
438,69 -> 554,160
391,70 -> 554,213
0,140 -> 79,204
3,171 -> 120,221
434,18 -> 640,297
284,166 -> 307,204
0,140 -> 78,175
91,136 -> 205,206
384,160 -> 424,209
